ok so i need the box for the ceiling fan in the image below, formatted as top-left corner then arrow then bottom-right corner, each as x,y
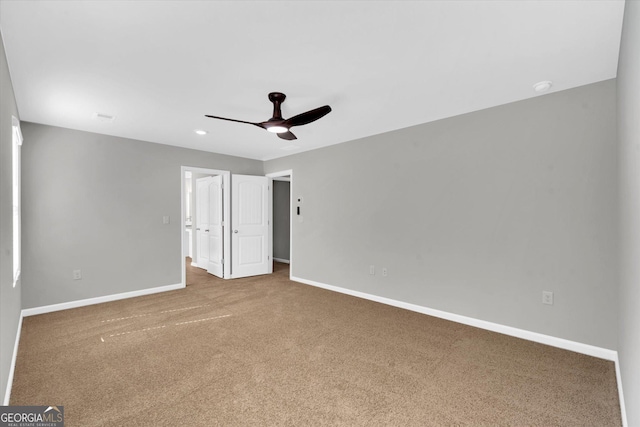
205,92 -> 331,140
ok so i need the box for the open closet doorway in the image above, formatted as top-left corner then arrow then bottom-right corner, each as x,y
267,170 -> 293,279
181,166 -> 231,286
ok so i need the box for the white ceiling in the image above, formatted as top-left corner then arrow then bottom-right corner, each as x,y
0,1 -> 625,161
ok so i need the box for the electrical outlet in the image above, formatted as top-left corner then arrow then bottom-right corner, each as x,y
163,215 -> 170,224
542,291 -> 553,305
73,269 -> 82,280
369,265 -> 375,275
382,268 -> 388,277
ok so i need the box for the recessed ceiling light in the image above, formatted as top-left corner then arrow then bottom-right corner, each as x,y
533,81 -> 553,93
93,112 -> 115,122
194,129 -> 208,135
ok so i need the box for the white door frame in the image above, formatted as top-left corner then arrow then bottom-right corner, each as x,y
266,169 -> 293,279
181,166 -> 231,285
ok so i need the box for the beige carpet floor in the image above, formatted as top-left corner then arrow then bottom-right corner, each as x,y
11,260 -> 621,426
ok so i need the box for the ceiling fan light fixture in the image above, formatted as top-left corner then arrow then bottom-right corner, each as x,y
266,125 -> 288,134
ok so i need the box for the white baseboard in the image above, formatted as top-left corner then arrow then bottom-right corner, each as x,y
22,283 -> 184,317
290,275 -> 617,361
614,353 -> 628,427
3,311 -> 23,405
273,258 -> 290,264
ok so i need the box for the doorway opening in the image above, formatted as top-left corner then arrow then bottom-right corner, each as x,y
267,170 -> 293,279
181,166 -> 231,287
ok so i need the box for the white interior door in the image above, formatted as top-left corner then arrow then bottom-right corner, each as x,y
231,174 -> 272,278
206,175 -> 224,278
195,176 -> 213,268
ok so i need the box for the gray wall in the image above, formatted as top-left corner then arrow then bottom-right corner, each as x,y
273,180 -> 290,261
20,123 -> 262,308
618,0 -> 640,424
0,29 -> 21,402
266,80 -> 618,350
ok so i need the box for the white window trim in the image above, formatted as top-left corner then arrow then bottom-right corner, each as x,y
12,116 -> 23,287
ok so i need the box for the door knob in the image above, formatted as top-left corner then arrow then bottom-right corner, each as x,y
205,229 -> 209,232
234,230 -> 238,233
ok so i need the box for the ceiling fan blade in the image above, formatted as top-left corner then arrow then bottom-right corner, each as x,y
205,115 -> 263,128
284,105 -> 332,128
277,131 -> 297,141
